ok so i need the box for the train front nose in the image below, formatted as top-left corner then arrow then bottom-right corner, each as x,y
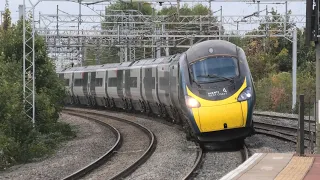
186,86 -> 253,133
198,102 -> 246,132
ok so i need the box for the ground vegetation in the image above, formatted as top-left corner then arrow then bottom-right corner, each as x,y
0,6 -> 75,170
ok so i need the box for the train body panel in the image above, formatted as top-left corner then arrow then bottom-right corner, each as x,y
94,70 -> 106,98
168,55 -> 181,110
73,71 -> 85,97
57,40 -> 256,143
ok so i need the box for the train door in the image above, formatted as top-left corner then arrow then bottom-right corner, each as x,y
82,72 -> 89,98
87,72 -> 91,97
169,62 -> 179,108
90,71 -> 96,96
71,73 -> 74,97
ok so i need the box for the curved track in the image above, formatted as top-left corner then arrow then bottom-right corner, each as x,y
253,112 -> 315,123
253,114 -> 316,147
182,143 -> 203,180
63,108 -> 156,180
61,114 -> 121,180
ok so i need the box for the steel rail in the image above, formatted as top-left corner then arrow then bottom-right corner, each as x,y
62,112 -> 122,180
253,122 -> 313,148
254,121 -> 315,135
253,112 -> 316,123
182,143 -> 203,180
63,108 -> 157,180
240,143 -> 249,163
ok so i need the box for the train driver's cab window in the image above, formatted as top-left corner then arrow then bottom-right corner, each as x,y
190,56 -> 239,83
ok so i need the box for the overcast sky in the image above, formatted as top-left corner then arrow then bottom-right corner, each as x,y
2,0 -> 307,31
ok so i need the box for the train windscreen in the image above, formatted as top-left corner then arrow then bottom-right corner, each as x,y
190,56 -> 239,83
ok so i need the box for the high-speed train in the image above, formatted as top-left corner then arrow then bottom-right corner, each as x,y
57,40 -> 256,143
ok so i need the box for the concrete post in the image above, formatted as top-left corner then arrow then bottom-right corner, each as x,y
292,28 -> 297,111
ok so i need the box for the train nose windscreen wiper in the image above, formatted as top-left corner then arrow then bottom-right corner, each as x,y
197,74 -> 233,82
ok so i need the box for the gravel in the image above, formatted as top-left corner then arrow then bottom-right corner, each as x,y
0,113 -> 116,180
67,107 -> 198,180
245,134 -> 296,155
64,107 -> 311,180
78,113 -> 150,179
193,150 -> 243,180
193,133 -> 298,180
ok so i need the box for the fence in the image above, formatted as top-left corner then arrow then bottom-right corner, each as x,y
296,94 -> 317,155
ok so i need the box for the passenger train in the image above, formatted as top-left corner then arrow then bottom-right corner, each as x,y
57,40 -> 256,143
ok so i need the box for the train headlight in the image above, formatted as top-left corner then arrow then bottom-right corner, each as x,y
185,96 -> 201,108
237,87 -> 252,102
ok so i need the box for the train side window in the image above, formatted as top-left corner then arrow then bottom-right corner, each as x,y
95,78 -> 103,87
74,79 -> 82,86
130,77 -> 137,88
108,77 -> 117,87
65,79 -> 70,86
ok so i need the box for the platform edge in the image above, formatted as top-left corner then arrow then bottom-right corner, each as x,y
219,153 -> 265,180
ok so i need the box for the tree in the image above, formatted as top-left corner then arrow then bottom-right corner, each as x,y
2,0 -> 11,31
0,12 -> 75,169
157,3 -> 219,55
83,1 -> 154,65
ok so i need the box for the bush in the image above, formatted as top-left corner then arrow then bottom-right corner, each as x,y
0,14 -> 76,170
255,71 -> 315,114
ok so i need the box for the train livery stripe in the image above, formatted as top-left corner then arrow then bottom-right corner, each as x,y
245,76 -> 254,127
241,101 -> 248,127
179,65 -> 201,133
186,78 -> 247,106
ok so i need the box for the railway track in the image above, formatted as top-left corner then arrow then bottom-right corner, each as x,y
182,143 -> 203,180
62,113 -> 122,180
253,113 -> 316,148
62,108 -> 156,180
62,107 -> 304,180
253,111 -> 316,123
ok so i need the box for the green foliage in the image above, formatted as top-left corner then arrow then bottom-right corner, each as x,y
255,71 -> 315,114
105,1 -> 153,15
0,9 -> 75,170
2,7 -> 11,31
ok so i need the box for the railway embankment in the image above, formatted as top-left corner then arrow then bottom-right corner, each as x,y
0,114 -> 114,180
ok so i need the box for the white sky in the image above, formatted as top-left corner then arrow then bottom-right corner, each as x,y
1,0 -> 307,31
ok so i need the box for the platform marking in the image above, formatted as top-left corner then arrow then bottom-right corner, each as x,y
260,166 -> 274,171
274,156 -> 314,180
273,156 -> 284,160
219,153 -> 264,180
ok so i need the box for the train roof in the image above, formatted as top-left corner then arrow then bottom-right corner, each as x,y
186,40 -> 240,63
56,54 -> 181,73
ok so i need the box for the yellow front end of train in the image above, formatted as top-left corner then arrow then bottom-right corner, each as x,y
185,79 -> 249,133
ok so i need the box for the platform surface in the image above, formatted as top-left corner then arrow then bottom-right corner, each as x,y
220,153 -> 320,180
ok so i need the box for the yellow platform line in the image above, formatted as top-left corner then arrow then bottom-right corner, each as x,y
274,156 -> 314,180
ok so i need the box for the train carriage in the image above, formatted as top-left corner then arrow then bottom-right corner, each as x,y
58,40 -> 255,143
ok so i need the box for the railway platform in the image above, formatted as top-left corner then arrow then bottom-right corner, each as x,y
220,153 -> 320,180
